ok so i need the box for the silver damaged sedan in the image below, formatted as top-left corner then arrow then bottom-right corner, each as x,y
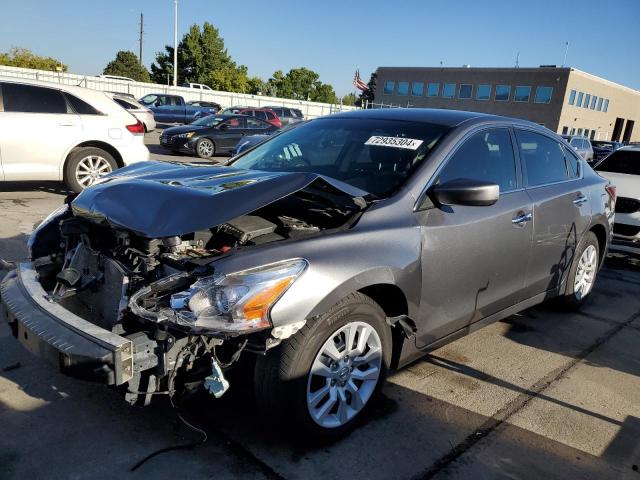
0,109 -> 615,439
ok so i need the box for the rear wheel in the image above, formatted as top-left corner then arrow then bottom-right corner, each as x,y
557,231 -> 600,310
64,147 -> 118,193
195,138 -> 215,158
254,292 -> 392,440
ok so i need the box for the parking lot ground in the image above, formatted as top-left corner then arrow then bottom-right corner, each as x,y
1,181 -> 639,480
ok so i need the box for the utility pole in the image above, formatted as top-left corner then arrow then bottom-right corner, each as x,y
515,52 -> 520,68
562,41 -> 570,67
173,0 -> 178,86
138,13 -> 144,66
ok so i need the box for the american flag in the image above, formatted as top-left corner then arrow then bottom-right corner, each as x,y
353,69 -> 368,91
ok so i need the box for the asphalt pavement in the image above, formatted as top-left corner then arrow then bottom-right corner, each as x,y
0,130 -> 639,480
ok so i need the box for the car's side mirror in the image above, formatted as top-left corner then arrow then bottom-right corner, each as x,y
573,146 -> 579,151
219,124 -> 228,130
429,179 -> 499,207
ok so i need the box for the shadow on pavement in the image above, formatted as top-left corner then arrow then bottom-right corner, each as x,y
0,181 -> 69,195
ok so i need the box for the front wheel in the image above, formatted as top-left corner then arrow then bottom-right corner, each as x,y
557,231 -> 600,310
64,147 -> 118,193
254,293 -> 392,440
195,138 -> 215,158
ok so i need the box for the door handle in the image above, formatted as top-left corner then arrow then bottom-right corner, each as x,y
512,212 -> 533,225
58,123 -> 76,127
573,194 -> 588,206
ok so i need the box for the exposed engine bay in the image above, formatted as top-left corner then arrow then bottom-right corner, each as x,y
30,178 -> 366,404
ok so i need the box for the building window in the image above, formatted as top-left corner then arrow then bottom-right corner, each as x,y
577,128 -> 583,135
476,84 -> 491,100
604,99 -> 609,112
576,92 -> 584,107
534,86 -> 553,104
562,126 -> 569,134
590,96 -> 597,109
411,82 -> 424,96
570,128 -> 576,135
514,86 -> 531,102
443,83 -> 456,98
383,81 -> 395,95
397,82 -> 409,96
597,97 -> 603,111
584,129 -> 590,137
495,85 -> 511,101
568,90 -> 576,105
427,83 -> 440,97
583,94 -> 591,109
459,84 -> 473,99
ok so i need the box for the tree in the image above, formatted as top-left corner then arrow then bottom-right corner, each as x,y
0,47 -> 67,72
357,72 -> 377,107
247,76 -> 266,95
341,93 -> 357,106
266,67 -> 337,103
103,50 -> 150,82
150,22 -> 249,91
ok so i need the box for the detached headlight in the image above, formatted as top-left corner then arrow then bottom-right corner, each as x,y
170,259 -> 308,333
176,131 -> 195,139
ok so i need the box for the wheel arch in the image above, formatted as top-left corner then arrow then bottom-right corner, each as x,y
65,141 -> 124,168
589,222 -> 608,266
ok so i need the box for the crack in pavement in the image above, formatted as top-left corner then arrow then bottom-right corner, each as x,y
411,310 -> 640,480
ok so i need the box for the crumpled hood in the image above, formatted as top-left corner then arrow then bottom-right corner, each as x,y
71,161 -> 367,238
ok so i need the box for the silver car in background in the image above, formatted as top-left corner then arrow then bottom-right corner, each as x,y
111,94 -> 156,132
1,109 -> 615,440
562,135 -> 594,163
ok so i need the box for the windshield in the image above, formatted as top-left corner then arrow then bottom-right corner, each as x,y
230,118 -> 450,197
191,116 -> 224,127
591,141 -> 614,150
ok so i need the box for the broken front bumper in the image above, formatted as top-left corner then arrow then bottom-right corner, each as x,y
0,263 -> 134,385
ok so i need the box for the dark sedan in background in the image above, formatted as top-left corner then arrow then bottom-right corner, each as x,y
160,114 -> 278,158
591,140 -> 623,162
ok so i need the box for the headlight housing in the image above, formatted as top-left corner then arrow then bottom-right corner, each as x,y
27,204 -> 69,259
169,259 -> 307,333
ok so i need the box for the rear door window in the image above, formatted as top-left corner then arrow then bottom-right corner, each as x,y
437,128 -> 518,193
516,130 -> 569,186
2,83 -> 68,113
246,118 -> 269,130
595,150 -> 640,175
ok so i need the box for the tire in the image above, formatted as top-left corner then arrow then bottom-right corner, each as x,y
254,292 -> 392,440
195,138 -> 215,158
64,147 -> 118,193
557,231 -> 600,310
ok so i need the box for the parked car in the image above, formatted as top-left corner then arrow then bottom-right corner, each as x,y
595,147 -> 640,249
183,82 -> 212,90
221,107 -> 282,128
232,121 -> 306,156
591,140 -> 623,162
110,94 -> 156,132
1,109 -> 614,440
99,75 -> 134,82
138,94 -> 217,124
0,77 -> 149,192
561,135 -> 594,162
106,91 -> 136,100
187,100 -> 222,112
160,114 -> 278,157
264,106 -> 305,126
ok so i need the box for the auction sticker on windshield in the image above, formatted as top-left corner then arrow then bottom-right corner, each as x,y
365,136 -> 424,150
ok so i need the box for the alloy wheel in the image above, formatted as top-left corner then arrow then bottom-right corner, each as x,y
574,245 -> 597,300
306,321 -> 382,428
198,139 -> 214,157
75,155 -> 113,188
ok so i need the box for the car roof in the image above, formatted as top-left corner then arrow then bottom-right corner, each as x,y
326,108 -> 531,128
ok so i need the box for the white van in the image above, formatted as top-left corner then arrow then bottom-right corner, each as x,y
0,77 -> 150,192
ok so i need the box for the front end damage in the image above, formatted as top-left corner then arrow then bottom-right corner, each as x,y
1,163 -> 367,405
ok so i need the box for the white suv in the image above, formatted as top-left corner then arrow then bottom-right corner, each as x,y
0,78 -> 150,192
595,147 -> 640,251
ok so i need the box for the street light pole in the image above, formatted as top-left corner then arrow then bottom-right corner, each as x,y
173,0 -> 178,86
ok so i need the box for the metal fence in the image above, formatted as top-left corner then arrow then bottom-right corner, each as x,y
0,65 -> 359,119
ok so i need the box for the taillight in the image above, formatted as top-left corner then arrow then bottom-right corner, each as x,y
126,119 -> 145,134
605,185 -> 616,203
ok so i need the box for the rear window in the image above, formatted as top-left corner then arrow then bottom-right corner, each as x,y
114,98 -> 135,110
595,150 -> 640,175
66,93 -> 100,114
516,130 -> 569,186
2,83 -> 68,114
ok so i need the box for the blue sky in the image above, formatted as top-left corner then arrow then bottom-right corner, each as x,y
1,0 -> 638,96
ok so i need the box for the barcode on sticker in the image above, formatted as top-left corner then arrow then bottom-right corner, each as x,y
364,136 -> 424,150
